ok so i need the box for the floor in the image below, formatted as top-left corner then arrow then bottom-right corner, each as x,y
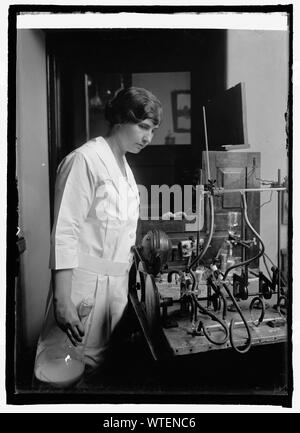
12,324 -> 290,406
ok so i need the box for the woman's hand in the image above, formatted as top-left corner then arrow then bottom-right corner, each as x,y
53,296 -> 85,346
52,269 -> 85,346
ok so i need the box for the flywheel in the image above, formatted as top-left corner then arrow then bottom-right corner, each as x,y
128,265 -> 173,361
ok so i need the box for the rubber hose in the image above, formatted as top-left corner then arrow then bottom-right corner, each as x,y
207,278 -> 228,320
276,295 -> 288,319
249,296 -> 265,327
200,319 -> 229,346
219,290 -> 228,320
222,282 -> 252,354
188,194 -> 215,287
192,293 -> 229,345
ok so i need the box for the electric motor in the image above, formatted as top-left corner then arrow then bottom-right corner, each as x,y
140,229 -> 172,276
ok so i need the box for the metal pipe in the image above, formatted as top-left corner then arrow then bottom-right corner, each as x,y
202,106 -> 211,182
241,202 -> 246,267
206,187 -> 286,194
277,169 -> 282,304
200,316 -> 285,331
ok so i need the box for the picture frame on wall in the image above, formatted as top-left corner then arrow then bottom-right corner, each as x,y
171,90 -> 191,132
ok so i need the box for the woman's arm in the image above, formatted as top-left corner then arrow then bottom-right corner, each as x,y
52,269 -> 85,346
50,152 -> 97,345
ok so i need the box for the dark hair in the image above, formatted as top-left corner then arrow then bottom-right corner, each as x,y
105,86 -> 162,127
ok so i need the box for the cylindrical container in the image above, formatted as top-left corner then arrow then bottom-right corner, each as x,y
195,268 -> 207,298
220,252 -> 228,273
227,211 -> 239,230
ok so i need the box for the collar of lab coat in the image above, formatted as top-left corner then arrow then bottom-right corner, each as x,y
94,137 -> 139,199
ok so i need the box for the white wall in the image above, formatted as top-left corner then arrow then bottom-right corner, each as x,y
226,30 -> 289,265
16,30 -> 51,350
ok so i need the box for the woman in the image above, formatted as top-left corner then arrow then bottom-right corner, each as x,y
34,87 -> 162,384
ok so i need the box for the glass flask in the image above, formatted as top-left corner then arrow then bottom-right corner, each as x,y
227,211 -> 239,232
195,266 -> 207,299
34,298 -> 94,388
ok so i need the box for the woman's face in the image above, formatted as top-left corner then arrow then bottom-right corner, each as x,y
119,118 -> 159,154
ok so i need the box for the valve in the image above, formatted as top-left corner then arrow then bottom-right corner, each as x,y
233,271 -> 249,300
261,281 -> 273,299
259,271 -> 275,300
211,293 -> 221,311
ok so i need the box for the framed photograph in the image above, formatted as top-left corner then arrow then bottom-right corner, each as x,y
171,90 -> 191,132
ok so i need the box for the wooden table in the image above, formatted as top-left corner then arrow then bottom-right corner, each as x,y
156,275 -> 287,356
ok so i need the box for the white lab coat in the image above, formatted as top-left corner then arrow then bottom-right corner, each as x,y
34,137 -> 140,371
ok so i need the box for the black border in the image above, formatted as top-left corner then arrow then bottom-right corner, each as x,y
7,4 -> 294,410
9,4 -> 293,13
